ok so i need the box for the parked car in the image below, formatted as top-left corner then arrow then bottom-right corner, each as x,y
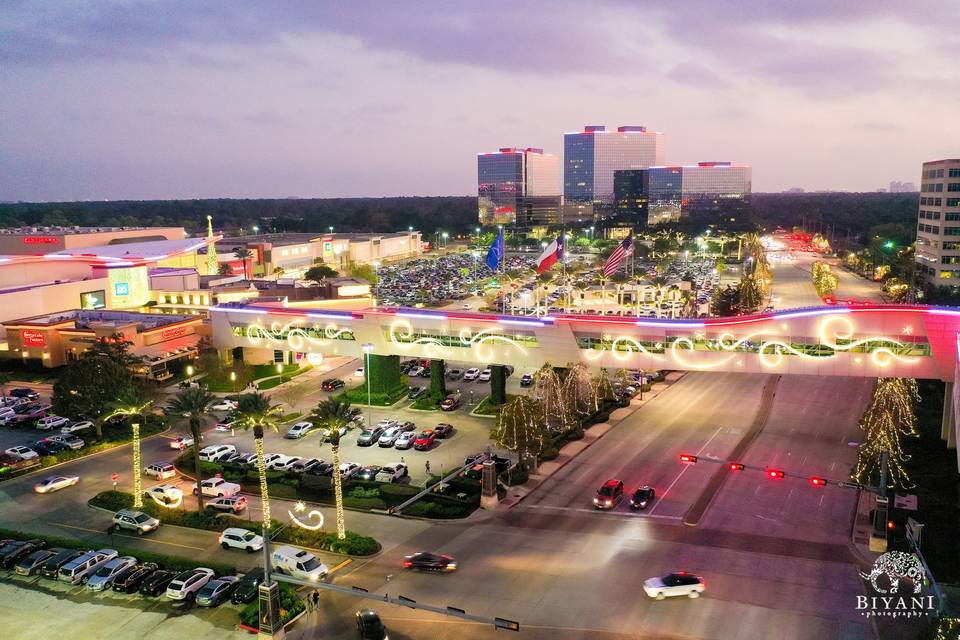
139,569 -> 178,596
145,484 -> 183,506
477,369 -> 492,382
407,365 -> 425,377
520,373 -> 534,387
408,386 -> 427,400
319,426 -> 348,441
375,462 -> 408,483
378,426 -> 402,447
36,415 -> 70,431
630,486 -> 656,510
9,388 -> 38,399
593,479 -> 624,510
86,556 -> 138,591
48,433 -> 84,450
219,527 -> 263,553
394,431 -> 417,450
194,477 -> 241,498
170,435 -> 195,449
199,444 -> 237,462
439,395 -> 460,411
375,419 -> 398,430
26,404 -> 53,420
338,462 -> 361,479
166,567 -> 215,600
413,430 -> 436,450
291,457 -> 322,474
14,549 -> 58,576
356,427 -> 385,447
267,455 -> 300,472
446,368 -> 464,380
32,439 -> 67,456
286,421 -> 313,439
463,368 -> 480,381
320,378 -> 345,391
233,452 -> 258,467
58,549 -> 117,584
643,572 -> 706,600
206,495 -> 248,514
34,475 -> 80,494
356,609 -> 388,640
143,462 -> 177,480
355,465 -> 381,481
231,568 -> 264,604
434,423 -> 454,438
112,562 -> 159,593
196,576 -> 239,607
210,399 -> 238,412
112,509 -> 160,535
402,552 -> 457,572
5,445 -> 37,461
214,416 -> 239,432
40,549 -> 83,579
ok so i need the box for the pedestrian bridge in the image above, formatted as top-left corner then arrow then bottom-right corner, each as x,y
209,302 -> 960,382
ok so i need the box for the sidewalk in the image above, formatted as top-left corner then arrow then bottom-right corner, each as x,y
497,371 -> 687,508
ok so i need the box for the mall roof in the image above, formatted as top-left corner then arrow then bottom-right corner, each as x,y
215,231 -> 418,246
0,226 -> 186,236
0,236 -> 218,268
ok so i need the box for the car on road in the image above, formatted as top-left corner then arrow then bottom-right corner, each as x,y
375,462 -> 408,483
446,368 -> 464,380
378,426 -> 403,447
206,495 -> 248,514
292,457 -> 322,474
321,378 -> 346,391
477,368 -> 492,382
593,479 -> 624,510
463,368 -> 480,381
356,609 -> 388,640
40,549 -> 83,579
86,556 -> 137,591
14,549 -> 57,576
5,446 -> 37,461
394,430 -> 417,449
166,567 -> 215,601
146,483 -> 183,506
439,395 -> 460,411
214,416 -> 240,432
407,385 -> 426,399
434,423 -> 454,438
231,568 -> 264,604
520,373 -> 534,387
10,388 -> 38,400
630,486 -> 656,510
48,433 -> 84,450
143,462 -> 177,480
112,562 -> 159,593
139,569 -> 178,596
271,546 -> 327,581
643,572 -> 706,600
34,475 -> 80,494
339,462 -> 361,479
219,527 -> 263,553
36,415 -> 70,431
170,435 -> 195,450
356,426 -> 385,447
194,477 -> 241,498
112,509 -> 160,535
355,465 -> 381,481
196,576 -> 239,607
61,420 -> 94,435
210,399 -> 239,412
402,552 -> 457,572
286,421 -> 313,439
199,444 -> 237,462
413,430 -> 436,450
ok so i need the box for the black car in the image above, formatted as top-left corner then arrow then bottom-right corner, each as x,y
356,609 -> 388,640
355,465 -> 381,481
112,562 -> 159,593
33,440 -> 68,456
14,549 -> 57,576
321,379 -> 345,391
9,388 -> 38,399
403,552 -> 457,572
434,423 -> 454,438
520,373 -> 533,387
407,386 -> 426,399
139,569 -> 178,596
40,549 -> 83,579
630,486 -> 656,510
231,568 -> 264,604
0,539 -> 45,568
306,462 -> 335,477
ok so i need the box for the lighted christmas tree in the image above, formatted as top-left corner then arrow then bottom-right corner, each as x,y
852,377 -> 920,489
530,364 -> 572,432
562,362 -> 595,417
492,396 -> 549,470
590,370 -> 616,411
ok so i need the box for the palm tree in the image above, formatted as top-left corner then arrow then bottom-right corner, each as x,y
164,387 -> 216,511
310,398 -> 361,540
234,393 -> 284,530
233,247 -> 253,280
105,390 -> 155,509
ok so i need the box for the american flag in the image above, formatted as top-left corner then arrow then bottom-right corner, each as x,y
602,236 -> 634,277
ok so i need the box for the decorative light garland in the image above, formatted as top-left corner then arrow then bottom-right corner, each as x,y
254,437 -> 271,528
852,377 -> 920,488
288,500 -> 325,530
132,422 -> 142,508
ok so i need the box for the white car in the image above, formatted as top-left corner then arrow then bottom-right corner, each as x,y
394,431 -> 417,449
5,446 -> 38,461
194,477 -> 241,498
463,368 -> 480,381
198,444 -> 237,462
354,367 -> 364,377
214,416 -> 239,432
286,422 -> 313,439
643,573 -> 706,600
319,426 -> 348,441
146,483 -> 183,506
36,415 -> 70,430
339,462 -> 361,479
210,399 -> 238,412
219,527 -> 264,553
34,475 -> 79,494
478,368 -> 492,382
61,421 -> 94,434
407,365 -> 425,377
143,462 -> 177,480
170,435 -> 195,450
375,463 -> 408,483
266,455 -> 300,471
166,567 -> 215,600
86,556 -> 137,591
378,427 -> 402,447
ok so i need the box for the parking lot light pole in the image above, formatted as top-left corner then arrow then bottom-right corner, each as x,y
362,343 -> 374,425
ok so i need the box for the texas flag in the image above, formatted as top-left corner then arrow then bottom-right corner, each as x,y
534,236 -> 564,274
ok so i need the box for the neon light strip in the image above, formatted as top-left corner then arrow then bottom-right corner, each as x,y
637,320 -> 705,328
397,311 -> 448,320
498,319 -> 547,327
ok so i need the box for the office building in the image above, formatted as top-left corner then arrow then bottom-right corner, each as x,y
611,169 -> 650,229
477,147 -> 561,228
563,126 -> 666,207
915,159 -> 960,287
645,162 -> 752,226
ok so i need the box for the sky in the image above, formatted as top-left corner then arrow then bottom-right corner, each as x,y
1,1 -> 958,202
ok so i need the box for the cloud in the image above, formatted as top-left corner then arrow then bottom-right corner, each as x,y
667,63 -> 728,89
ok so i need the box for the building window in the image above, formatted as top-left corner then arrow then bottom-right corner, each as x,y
944,227 -> 960,236
950,168 -> 960,177
946,213 -> 960,221
949,183 -> 960,192
947,198 -> 960,207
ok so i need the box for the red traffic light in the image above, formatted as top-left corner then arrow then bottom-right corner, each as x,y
809,476 -> 827,487
728,463 -> 745,471
679,454 -> 698,464
767,469 -> 785,479
887,520 -> 896,530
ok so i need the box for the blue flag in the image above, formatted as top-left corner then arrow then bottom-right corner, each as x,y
486,229 -> 505,270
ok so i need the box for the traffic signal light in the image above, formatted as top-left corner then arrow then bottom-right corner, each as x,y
728,463 -> 744,471
887,520 -> 896,530
767,469 -> 785,479
679,454 -> 698,464
808,476 -> 827,487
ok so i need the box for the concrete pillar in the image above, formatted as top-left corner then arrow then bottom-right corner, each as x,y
942,382 -> 955,448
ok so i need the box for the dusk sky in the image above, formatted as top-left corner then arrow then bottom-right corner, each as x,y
1,1 -> 958,202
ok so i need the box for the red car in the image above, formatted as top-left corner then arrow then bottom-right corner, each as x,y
439,396 -> 460,411
413,430 -> 436,451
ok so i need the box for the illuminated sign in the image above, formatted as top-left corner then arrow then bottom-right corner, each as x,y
323,241 -> 332,253
80,289 -> 106,310
114,282 -> 130,296
159,326 -> 189,340
21,330 -> 46,347
22,236 -> 58,245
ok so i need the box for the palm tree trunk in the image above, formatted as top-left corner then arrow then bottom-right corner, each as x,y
254,432 -> 271,529
132,422 -> 143,508
331,440 -> 345,540
190,418 -> 205,511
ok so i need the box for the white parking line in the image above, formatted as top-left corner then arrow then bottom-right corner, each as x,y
648,427 -> 722,515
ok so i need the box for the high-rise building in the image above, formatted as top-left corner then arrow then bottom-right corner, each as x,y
915,159 -> 960,287
612,169 -> 650,228
477,147 -> 561,228
563,125 -> 666,207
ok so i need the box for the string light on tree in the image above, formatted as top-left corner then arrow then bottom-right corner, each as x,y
851,377 -> 920,489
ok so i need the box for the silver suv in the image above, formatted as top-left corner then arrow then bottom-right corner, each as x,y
112,509 -> 160,535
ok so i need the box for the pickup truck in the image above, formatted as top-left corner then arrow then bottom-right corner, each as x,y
192,477 -> 241,498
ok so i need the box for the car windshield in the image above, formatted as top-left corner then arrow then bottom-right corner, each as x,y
242,532 -> 258,542
301,557 -> 320,571
133,514 -> 151,524
598,485 -> 616,497
95,565 -> 113,576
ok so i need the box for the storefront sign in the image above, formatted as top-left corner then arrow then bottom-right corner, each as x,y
21,330 -> 46,347
158,326 -> 190,340
114,282 -> 129,295
22,236 -> 58,245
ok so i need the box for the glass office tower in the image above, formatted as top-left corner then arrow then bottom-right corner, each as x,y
624,162 -> 752,226
563,125 -> 666,206
478,148 -> 561,228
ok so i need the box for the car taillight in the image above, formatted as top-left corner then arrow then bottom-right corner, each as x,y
403,561 -> 412,567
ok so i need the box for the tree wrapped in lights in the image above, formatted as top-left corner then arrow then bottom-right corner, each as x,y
530,364 -> 571,432
310,397 -> 362,540
812,261 -> 839,297
590,371 -> 616,412
852,378 -> 920,489
738,274 -> 763,313
235,392 -> 284,530
105,390 -> 155,509
492,396 -> 549,471
562,362 -> 595,417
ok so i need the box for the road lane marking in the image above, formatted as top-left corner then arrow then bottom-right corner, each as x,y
295,559 -> 354,591
648,426 -> 722,516
49,522 -> 206,551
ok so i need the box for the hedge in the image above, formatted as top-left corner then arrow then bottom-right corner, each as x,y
89,491 -> 381,556
338,383 -> 407,407
240,583 -> 304,628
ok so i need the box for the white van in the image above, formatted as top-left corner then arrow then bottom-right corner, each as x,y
58,549 -> 117,584
271,546 -> 328,582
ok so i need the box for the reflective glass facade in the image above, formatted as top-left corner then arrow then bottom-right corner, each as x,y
478,148 -> 560,228
564,126 -> 666,204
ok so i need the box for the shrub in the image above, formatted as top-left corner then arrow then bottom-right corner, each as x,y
240,583 -> 303,627
500,463 -> 528,486
348,486 -> 380,499
539,447 -> 560,461
641,382 -> 652,392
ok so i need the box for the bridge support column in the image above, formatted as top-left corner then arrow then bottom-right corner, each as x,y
490,365 -> 507,406
368,354 -> 401,394
942,382 -> 956,449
